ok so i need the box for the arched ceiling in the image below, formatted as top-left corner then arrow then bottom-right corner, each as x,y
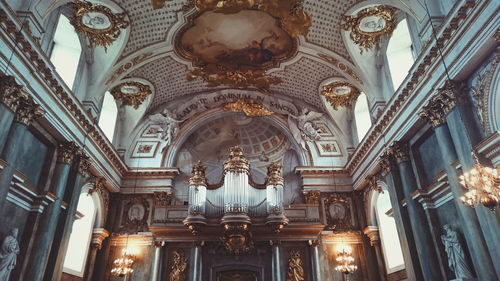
103,0 -> 369,114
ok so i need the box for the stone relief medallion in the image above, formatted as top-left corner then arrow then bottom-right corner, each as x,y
121,197 -> 150,233
324,193 -> 352,230
321,81 -> 361,109
69,0 -> 129,51
174,0 -> 311,93
111,81 -> 152,109
128,203 -> 145,221
341,5 -> 396,52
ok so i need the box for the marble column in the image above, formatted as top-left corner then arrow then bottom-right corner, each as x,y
84,228 -> 110,281
150,241 -> 165,281
309,240 -> 322,281
22,142 -> 80,281
420,91 -> 498,280
390,141 -> 445,280
271,241 -> 282,281
363,226 -> 386,281
0,74 -> 25,152
191,241 -> 203,281
378,152 -> 424,281
46,154 -> 92,281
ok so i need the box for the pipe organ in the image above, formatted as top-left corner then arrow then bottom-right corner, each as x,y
183,146 -> 289,253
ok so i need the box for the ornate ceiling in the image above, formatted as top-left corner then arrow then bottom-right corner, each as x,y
104,0 -> 369,113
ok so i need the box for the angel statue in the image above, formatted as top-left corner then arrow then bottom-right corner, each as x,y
288,107 -> 323,151
0,228 -> 20,281
149,109 -> 184,147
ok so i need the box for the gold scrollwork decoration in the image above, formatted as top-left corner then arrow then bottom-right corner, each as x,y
321,81 -> 361,110
224,98 -> 274,117
111,82 -> 152,109
286,250 -> 305,281
169,251 -> 188,281
69,0 -> 129,51
341,5 -> 397,53
187,68 -> 281,94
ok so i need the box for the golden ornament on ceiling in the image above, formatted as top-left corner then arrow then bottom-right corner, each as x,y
69,0 -> 129,51
223,98 -> 274,117
111,82 -> 152,109
175,0 -> 311,92
341,5 -> 397,53
321,81 -> 361,110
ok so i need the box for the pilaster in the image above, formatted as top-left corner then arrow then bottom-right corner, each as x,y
84,228 -> 110,281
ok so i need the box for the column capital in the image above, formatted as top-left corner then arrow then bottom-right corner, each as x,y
56,142 -> 79,164
76,152 -> 92,176
153,240 -> 165,248
0,74 -> 29,112
378,149 -> 395,174
391,141 -> 410,163
363,226 -> 380,246
419,81 -> 459,127
91,228 -> 110,250
364,174 -> 383,202
15,95 -> 44,126
303,190 -> 321,204
308,240 -> 320,247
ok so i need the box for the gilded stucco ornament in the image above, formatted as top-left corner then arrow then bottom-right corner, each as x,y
189,161 -> 208,186
111,82 -> 152,109
325,193 -> 352,230
341,5 -> 397,53
0,74 -> 29,112
286,250 -> 305,281
224,146 -> 250,173
303,190 -> 321,204
266,162 -> 284,186
321,81 -> 361,110
224,98 -> 274,117
390,141 -> 409,163
57,142 -> 79,164
69,0 -> 129,51
169,251 -> 188,281
177,0 -> 311,92
378,150 -> 394,174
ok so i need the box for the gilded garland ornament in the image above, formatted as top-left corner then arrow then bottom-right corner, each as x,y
321,82 -> 361,110
341,5 -> 397,53
223,98 -> 274,117
111,82 -> 152,109
69,0 -> 129,51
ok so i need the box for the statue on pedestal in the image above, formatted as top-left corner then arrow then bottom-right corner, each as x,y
0,228 -> 20,281
441,224 -> 474,279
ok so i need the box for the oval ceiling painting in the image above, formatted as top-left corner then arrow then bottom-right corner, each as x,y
177,10 -> 294,69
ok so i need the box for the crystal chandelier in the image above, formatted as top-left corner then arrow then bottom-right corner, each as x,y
459,153 -> 499,211
335,248 -> 358,279
111,248 -> 135,277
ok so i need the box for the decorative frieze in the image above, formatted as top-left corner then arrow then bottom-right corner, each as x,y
56,142 -> 79,165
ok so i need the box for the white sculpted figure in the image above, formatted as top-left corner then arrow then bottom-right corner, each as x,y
0,228 -> 20,281
149,109 -> 184,146
288,108 -> 323,151
441,224 -> 474,279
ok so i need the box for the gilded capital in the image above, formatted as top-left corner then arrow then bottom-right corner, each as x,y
189,160 -> 208,186
364,175 -> 383,201
77,153 -> 92,176
391,141 -> 410,163
303,190 -> 321,205
378,150 -> 394,174
15,96 -> 44,126
57,142 -> 79,164
0,75 -> 28,112
266,162 -> 284,186
223,146 -> 250,173
419,81 -> 457,127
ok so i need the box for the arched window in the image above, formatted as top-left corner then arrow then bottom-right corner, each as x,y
98,91 -> 118,142
376,192 -> 405,272
386,19 -> 414,90
63,193 -> 96,276
354,93 -> 372,142
50,14 -> 82,89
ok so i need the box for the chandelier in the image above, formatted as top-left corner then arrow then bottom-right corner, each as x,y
111,248 -> 135,277
459,153 -> 499,211
334,248 -> 358,279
